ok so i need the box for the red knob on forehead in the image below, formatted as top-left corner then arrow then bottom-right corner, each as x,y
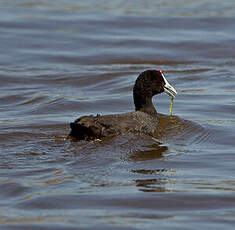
158,69 -> 163,74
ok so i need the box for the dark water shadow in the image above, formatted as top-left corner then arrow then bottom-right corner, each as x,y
128,143 -> 168,162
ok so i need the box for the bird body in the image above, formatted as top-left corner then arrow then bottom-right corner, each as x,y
69,70 -> 177,140
70,111 -> 159,140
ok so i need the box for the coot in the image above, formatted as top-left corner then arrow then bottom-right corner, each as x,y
69,69 -> 177,140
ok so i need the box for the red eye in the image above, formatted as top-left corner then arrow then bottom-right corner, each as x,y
155,76 -> 161,82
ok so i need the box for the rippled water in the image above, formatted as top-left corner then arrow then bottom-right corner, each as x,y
1,0 -> 235,229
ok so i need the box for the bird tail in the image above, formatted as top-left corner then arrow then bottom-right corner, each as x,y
69,120 -> 102,140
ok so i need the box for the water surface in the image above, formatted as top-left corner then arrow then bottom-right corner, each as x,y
1,1 -> 235,229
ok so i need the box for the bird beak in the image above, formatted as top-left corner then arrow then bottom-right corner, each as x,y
162,74 -> 177,98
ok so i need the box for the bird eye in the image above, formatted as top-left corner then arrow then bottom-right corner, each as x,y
155,76 -> 161,82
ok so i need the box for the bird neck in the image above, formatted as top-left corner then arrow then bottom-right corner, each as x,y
133,93 -> 157,114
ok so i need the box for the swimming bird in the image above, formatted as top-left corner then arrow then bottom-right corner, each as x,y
69,69 -> 177,140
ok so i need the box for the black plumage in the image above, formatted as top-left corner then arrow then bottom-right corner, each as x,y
69,70 -> 177,140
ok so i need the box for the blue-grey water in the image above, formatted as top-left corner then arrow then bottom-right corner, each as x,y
1,1 -> 235,229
